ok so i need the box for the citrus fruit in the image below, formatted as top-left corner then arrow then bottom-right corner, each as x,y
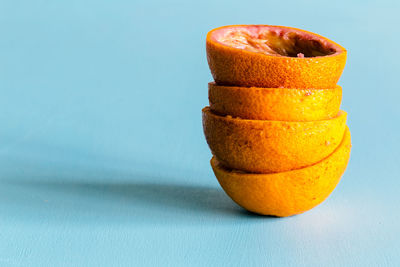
208,82 -> 342,121
202,107 -> 347,173
206,25 -> 347,88
211,127 -> 351,217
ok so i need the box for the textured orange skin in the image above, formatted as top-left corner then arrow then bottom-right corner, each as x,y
206,25 -> 347,89
202,107 -> 347,173
209,82 -> 342,121
211,127 -> 351,217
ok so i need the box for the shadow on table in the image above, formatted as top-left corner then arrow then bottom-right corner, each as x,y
0,173 -> 275,225
0,138 -> 279,225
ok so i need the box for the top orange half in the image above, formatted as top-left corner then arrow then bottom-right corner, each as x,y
206,25 -> 347,88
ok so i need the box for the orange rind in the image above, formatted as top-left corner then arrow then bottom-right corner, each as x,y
206,25 -> 347,88
211,127 -> 351,217
208,82 -> 342,121
202,107 -> 347,173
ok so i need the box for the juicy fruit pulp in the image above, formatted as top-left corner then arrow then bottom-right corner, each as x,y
214,26 -> 339,58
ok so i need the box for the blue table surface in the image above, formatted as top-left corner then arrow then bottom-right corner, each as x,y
0,0 -> 399,266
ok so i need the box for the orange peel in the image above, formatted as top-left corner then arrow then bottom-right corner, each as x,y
208,82 -> 342,121
202,107 -> 347,173
206,25 -> 347,88
211,127 -> 351,217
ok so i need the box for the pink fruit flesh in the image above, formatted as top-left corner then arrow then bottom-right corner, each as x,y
210,25 -> 342,58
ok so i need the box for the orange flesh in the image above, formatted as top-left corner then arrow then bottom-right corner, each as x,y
214,27 -> 339,58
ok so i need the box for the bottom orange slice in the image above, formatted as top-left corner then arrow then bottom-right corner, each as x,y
211,127 -> 351,217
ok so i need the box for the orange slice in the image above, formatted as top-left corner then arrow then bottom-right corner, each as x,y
211,127 -> 351,217
206,25 -> 347,88
202,107 -> 347,173
208,82 -> 342,121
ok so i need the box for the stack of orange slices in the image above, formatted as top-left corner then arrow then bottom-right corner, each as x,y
202,25 -> 351,217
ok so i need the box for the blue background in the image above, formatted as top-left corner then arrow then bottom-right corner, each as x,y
0,0 -> 399,266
